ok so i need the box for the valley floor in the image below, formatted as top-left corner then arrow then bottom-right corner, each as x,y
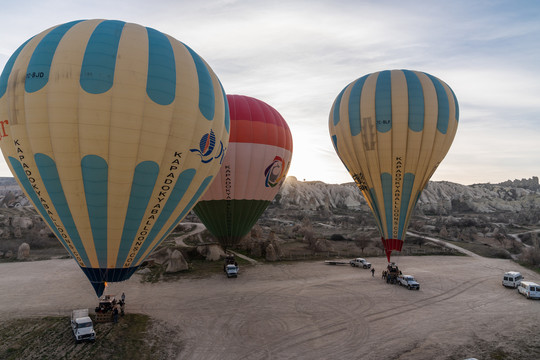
1,255 -> 539,359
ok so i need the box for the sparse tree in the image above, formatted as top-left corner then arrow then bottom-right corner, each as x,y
415,237 -> 426,249
531,232 -> 539,248
520,247 -> 540,267
495,232 -> 507,249
355,235 -> 371,254
373,239 -> 385,256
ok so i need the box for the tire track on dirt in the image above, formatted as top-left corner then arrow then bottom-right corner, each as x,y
365,274 -> 493,322
234,281 -> 374,359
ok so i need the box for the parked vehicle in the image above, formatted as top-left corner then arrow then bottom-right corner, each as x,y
225,264 -> 239,278
502,271 -> 523,288
517,281 -> 540,299
397,275 -> 420,290
224,254 -> 239,278
71,309 -> 96,343
349,258 -> 371,269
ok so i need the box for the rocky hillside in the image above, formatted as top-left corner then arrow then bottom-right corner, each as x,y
0,176 -> 539,218
0,177 -> 31,208
0,176 -> 538,254
275,176 -> 540,217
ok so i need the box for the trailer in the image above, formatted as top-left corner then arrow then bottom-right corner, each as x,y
324,259 -> 349,265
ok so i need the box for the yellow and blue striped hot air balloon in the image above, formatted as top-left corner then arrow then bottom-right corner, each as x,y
329,70 -> 459,262
0,20 -> 230,297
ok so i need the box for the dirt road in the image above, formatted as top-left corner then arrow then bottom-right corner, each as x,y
1,255 -> 539,359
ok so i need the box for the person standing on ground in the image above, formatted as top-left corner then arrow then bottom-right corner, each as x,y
371,267 -> 375,277
113,305 -> 119,323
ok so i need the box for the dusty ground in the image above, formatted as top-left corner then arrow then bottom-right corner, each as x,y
0,253 -> 539,360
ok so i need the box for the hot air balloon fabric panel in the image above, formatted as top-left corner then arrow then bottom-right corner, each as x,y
0,19 -> 229,296
194,95 -> 292,248
329,70 -> 458,257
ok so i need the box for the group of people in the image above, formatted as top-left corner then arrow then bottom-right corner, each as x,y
381,263 -> 402,283
95,292 -> 126,323
112,294 -> 126,323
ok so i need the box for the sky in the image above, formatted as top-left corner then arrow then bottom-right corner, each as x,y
0,0 -> 539,185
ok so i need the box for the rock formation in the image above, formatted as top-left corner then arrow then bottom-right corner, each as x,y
165,250 -> 189,273
17,242 -> 30,260
265,243 -> 278,261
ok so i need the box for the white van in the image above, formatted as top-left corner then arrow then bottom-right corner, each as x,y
502,271 -> 523,288
517,281 -> 540,299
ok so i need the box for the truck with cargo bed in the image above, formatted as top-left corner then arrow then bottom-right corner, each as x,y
71,309 -> 96,343
349,258 -> 372,269
397,275 -> 420,290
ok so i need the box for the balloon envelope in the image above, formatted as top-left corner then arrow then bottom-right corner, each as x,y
329,70 -> 459,261
0,20 -> 230,296
193,94 -> 293,249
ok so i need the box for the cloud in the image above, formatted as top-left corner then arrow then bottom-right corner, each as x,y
0,0 -> 538,185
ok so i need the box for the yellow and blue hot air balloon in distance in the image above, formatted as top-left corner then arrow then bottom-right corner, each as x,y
0,19 -> 230,297
329,70 -> 459,262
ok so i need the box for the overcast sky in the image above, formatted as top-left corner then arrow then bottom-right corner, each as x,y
1,0 -> 539,185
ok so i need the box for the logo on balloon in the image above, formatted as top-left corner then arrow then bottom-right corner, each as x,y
190,129 -> 226,164
264,156 -> 286,187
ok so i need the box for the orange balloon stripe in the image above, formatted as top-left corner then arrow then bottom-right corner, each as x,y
230,119 -> 293,151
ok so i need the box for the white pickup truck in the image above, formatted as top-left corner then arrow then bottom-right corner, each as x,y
225,264 -> 239,278
349,258 -> 371,269
397,275 -> 420,290
71,309 -> 96,343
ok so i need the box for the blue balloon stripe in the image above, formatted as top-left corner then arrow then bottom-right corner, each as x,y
116,161 -> 159,268
149,175 -> 215,261
450,87 -> 460,122
332,135 -> 353,173
8,156 -> 80,261
132,168 -> 196,264
367,187 -> 384,237
0,38 -> 32,98
146,27 -> 176,105
375,70 -> 392,133
426,73 -> 450,134
33,154 -> 91,265
219,81 -> 230,133
332,87 -> 346,126
412,191 -> 423,212
25,20 -> 83,93
81,155 -> 108,269
81,266 -> 139,297
398,173 -> 415,238
184,43 -> 215,120
348,75 -> 368,136
381,173 -> 393,237
403,70 -> 424,132
331,134 -> 339,153
80,20 -> 125,94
